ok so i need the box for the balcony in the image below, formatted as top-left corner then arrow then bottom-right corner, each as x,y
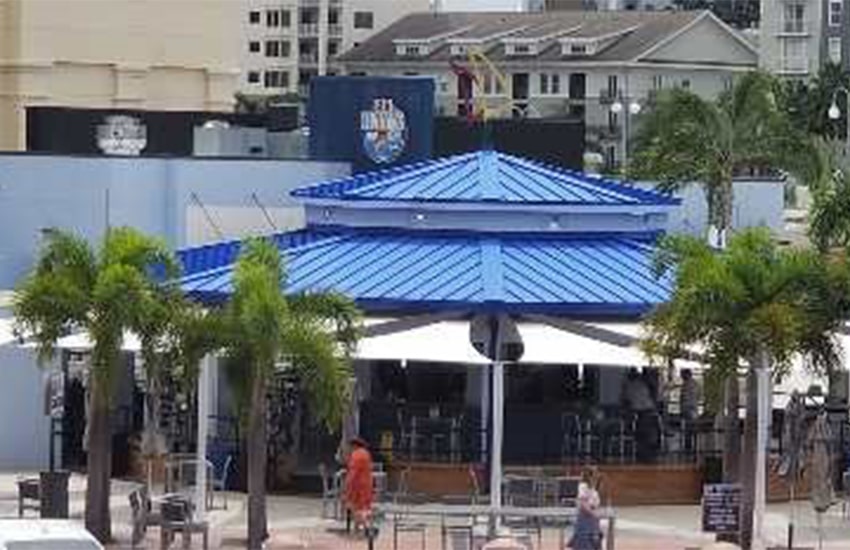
778,20 -> 810,35
299,23 -> 340,37
598,88 -> 620,105
778,57 -> 809,75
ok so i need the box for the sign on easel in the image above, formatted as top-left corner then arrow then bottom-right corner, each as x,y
702,483 -> 741,533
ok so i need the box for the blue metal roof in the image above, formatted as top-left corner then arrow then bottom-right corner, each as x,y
291,150 -> 678,206
178,227 -> 671,316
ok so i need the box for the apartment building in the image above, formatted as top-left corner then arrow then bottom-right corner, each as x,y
339,10 -> 757,169
242,0 -> 429,96
0,0 -> 241,151
760,0 -> 849,77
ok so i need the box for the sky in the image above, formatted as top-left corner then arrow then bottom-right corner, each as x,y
439,0 -> 525,11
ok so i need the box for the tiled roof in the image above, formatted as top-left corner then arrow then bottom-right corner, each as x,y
178,227 -> 671,316
290,150 -> 678,206
340,10 -> 709,64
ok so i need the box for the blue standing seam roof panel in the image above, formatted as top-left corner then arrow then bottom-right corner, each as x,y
178,228 -> 672,316
291,150 -> 679,206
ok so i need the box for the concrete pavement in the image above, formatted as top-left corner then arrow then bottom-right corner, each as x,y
2,472 -> 850,549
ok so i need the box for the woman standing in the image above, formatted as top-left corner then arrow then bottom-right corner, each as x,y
568,467 -> 603,550
344,436 -> 374,532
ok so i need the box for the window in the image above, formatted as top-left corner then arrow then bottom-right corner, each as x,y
264,70 -> 289,89
281,9 -> 291,28
265,40 -> 290,58
354,11 -> 374,29
781,38 -> 807,72
783,3 -> 805,33
830,37 -> 842,63
570,44 -> 587,55
538,73 -> 560,95
607,74 -> 618,97
568,72 -> 586,99
403,45 -> 421,56
328,9 -> 340,25
249,10 -> 260,24
247,71 -> 260,84
266,9 -> 280,27
680,79 -> 691,89
510,43 -> 534,55
249,41 -> 260,53
830,1 -> 843,26
482,73 -> 504,95
329,41 -> 340,56
652,74 -> 664,90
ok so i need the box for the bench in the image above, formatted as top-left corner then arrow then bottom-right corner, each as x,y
17,478 -> 40,517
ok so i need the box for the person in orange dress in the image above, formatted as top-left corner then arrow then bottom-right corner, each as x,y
344,436 -> 374,531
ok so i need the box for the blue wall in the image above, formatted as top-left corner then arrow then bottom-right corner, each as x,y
0,154 -> 349,288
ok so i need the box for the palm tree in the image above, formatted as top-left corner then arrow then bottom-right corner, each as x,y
644,228 -> 850,549
222,238 -> 359,548
13,227 -> 179,542
631,70 -> 813,245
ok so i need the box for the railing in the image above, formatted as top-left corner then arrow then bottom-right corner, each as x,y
780,20 -> 808,34
299,23 -> 318,36
598,88 -> 619,104
328,24 -> 342,36
780,56 -> 809,74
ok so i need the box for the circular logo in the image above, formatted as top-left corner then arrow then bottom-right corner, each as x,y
360,98 -> 407,164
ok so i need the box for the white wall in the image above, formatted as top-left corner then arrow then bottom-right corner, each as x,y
0,343 -> 51,470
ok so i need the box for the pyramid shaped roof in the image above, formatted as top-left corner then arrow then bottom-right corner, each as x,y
291,150 -> 677,207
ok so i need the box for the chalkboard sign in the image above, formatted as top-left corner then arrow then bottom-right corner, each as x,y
702,483 -> 741,533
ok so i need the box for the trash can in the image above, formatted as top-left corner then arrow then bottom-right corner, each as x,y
40,470 -> 70,518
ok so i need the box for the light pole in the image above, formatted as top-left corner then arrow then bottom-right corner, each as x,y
610,99 -> 642,171
828,86 -> 850,156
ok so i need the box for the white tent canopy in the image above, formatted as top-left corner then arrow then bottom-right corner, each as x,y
356,318 -> 700,370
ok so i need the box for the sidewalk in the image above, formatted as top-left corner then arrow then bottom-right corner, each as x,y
3,471 -> 850,549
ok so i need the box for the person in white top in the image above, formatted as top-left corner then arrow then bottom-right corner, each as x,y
568,466 -> 603,550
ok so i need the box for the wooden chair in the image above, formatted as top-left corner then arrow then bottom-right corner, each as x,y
160,498 -> 209,550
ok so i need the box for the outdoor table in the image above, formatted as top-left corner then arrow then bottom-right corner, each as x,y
375,503 -> 616,550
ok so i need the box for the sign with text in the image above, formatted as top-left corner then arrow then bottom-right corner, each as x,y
701,483 -> 741,533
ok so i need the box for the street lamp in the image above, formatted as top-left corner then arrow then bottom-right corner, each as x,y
610,100 -> 642,169
828,86 -> 850,155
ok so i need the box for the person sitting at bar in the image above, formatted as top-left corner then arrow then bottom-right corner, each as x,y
680,369 -> 700,453
345,436 -> 374,534
680,369 -> 699,420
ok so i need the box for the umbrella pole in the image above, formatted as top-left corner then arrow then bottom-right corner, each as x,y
788,478 -> 795,550
817,511 -> 823,550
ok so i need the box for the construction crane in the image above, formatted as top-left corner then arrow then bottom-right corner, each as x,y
450,48 -> 513,122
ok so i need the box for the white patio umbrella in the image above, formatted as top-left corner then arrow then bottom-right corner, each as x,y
808,412 -> 833,550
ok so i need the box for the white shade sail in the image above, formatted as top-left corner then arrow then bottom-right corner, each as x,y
356,318 -> 700,369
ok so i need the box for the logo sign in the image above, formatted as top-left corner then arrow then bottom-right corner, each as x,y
701,483 -> 741,534
360,98 -> 407,164
97,115 -> 147,156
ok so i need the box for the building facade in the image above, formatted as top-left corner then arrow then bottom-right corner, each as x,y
0,0 -> 242,151
338,10 -> 757,169
759,0 -> 848,78
241,0 -> 430,97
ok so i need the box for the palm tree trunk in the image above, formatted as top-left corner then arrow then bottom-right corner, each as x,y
740,366 -> 758,550
707,177 -> 735,246
723,375 -> 741,482
84,373 -> 112,543
247,369 -> 268,549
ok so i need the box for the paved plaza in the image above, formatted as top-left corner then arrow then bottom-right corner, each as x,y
1,472 -> 849,549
